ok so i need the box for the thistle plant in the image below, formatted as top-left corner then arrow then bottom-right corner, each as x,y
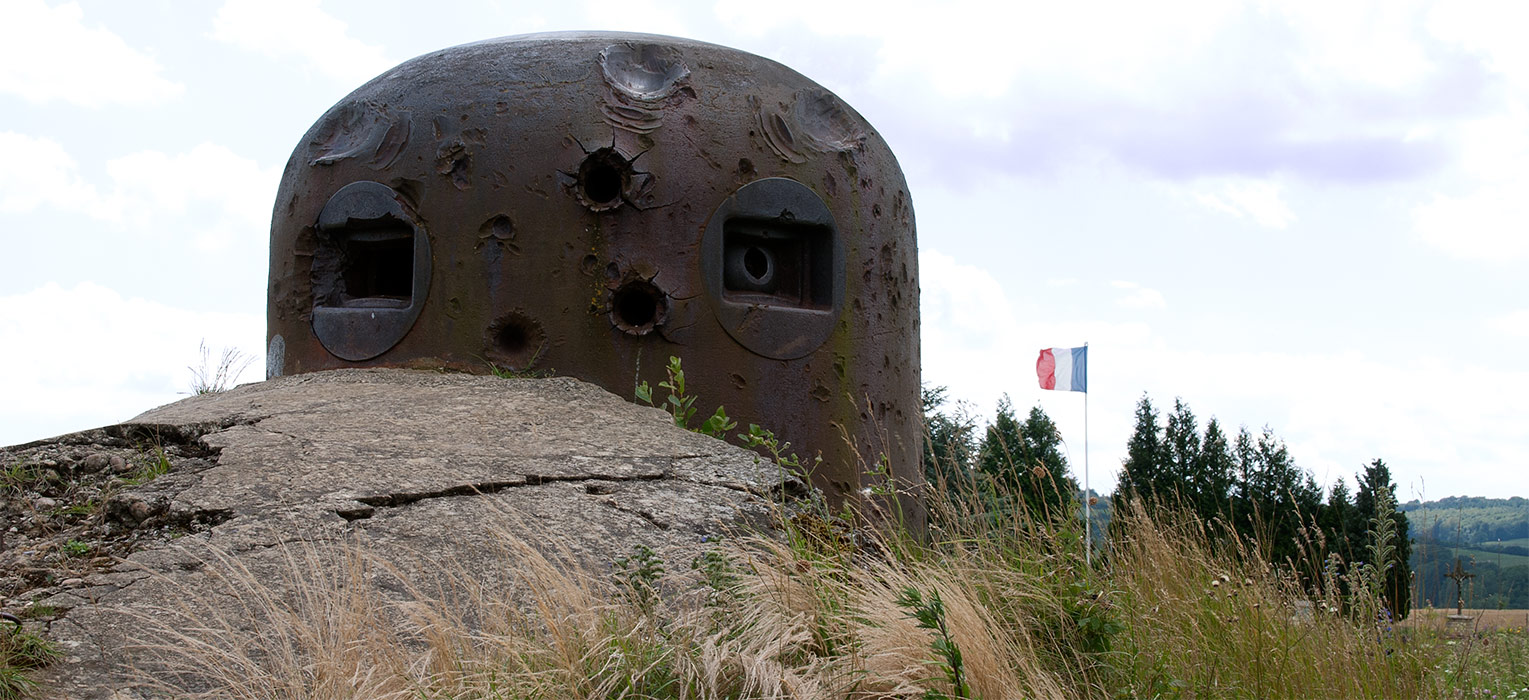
1350,485 -> 1398,627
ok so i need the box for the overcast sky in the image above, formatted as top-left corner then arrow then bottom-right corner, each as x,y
2,0 -> 1525,501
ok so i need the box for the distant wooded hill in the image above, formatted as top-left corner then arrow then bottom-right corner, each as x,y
1400,496 -> 1528,544
1401,496 -> 1528,609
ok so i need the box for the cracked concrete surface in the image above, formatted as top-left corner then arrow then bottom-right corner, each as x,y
7,369 -> 793,698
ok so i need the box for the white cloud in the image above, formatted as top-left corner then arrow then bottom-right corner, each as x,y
1413,103 -> 1529,262
919,248 -> 1020,340
1111,281 -> 1166,309
210,0 -> 393,84
0,282 -> 263,446
1171,349 -> 1529,498
1189,178 -> 1297,229
1279,0 -> 1436,92
1489,310 -> 1529,337
102,143 -> 279,240
717,0 -> 1236,99
0,134 -> 279,248
1413,183 -> 1529,262
0,132 -> 98,212
1427,0 -> 1529,92
919,245 -> 1528,497
918,247 -> 1032,417
580,0 -> 693,37
0,0 -> 183,107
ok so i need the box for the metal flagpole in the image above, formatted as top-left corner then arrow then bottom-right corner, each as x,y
1084,341 -> 1091,568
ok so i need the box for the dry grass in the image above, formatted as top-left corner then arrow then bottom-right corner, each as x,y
112,484 -> 1525,699
1106,504 -> 1435,699
1400,608 -> 1529,633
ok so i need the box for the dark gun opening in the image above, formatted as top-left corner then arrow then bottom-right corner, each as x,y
721,218 -> 833,310
340,226 -> 414,307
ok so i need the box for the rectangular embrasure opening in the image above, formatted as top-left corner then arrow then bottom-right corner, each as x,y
341,227 -> 413,307
722,219 -> 832,309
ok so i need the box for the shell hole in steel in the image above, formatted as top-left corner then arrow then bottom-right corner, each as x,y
611,280 -> 666,334
496,322 -> 528,355
578,148 -> 631,207
486,312 -> 546,368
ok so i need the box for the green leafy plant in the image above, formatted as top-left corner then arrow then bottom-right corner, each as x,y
696,405 -> 736,438
736,423 -> 820,478
690,547 -> 737,603
1065,580 -> 1123,653
61,539 -> 92,558
613,544 -> 665,611
863,453 -> 898,497
894,585 -> 973,699
52,499 -> 98,518
1350,485 -> 1399,626
636,356 -> 735,438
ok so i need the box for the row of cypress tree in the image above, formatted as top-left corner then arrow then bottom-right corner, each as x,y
921,388 -> 1414,618
921,387 -> 1080,525
1116,394 -> 1413,618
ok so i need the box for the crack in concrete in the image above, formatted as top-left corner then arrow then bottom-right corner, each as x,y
350,480 -> 527,511
524,471 -> 666,486
597,499 -> 670,530
335,472 -> 671,520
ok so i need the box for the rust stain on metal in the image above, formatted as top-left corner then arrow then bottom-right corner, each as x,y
266,31 -> 922,524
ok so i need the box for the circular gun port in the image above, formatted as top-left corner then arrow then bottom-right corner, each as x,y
577,148 -> 631,210
610,280 -> 667,335
723,243 -> 778,292
743,246 -> 773,284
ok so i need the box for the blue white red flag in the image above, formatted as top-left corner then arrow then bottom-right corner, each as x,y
1037,346 -> 1087,392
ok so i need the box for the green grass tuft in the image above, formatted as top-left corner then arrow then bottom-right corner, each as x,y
1,621 -> 60,699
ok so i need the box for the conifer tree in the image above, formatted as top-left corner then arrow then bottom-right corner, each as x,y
1230,426 -> 1257,528
1117,394 -> 1168,508
977,397 -> 1078,523
1164,399 -> 1203,507
1231,427 -> 1316,566
921,386 -> 977,482
1197,417 -> 1236,522
1322,478 -> 1355,563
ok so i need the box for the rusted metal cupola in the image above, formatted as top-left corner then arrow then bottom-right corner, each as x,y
266,32 -> 921,517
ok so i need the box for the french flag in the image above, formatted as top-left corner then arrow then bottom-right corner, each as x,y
1037,346 -> 1087,393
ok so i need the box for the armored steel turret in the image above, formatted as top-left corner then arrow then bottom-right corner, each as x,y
266,32 -> 921,519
